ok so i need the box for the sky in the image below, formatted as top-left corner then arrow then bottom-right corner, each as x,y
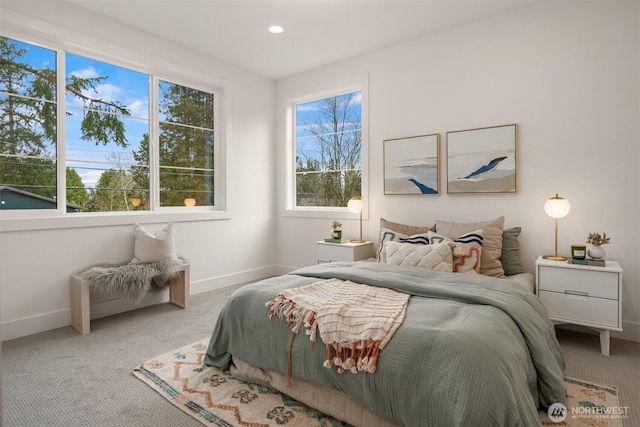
7,36 -> 358,189
65,53 -> 149,189
9,38 -> 150,189
295,91 -> 361,168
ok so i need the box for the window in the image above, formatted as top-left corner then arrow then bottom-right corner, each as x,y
65,52 -> 150,212
0,37 -> 58,210
0,35 -> 220,215
292,88 -> 364,209
158,80 -> 214,208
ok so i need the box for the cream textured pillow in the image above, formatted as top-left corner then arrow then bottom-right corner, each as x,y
383,241 -> 453,272
435,216 -> 505,277
377,227 -> 430,262
131,222 -> 179,263
428,230 -> 483,274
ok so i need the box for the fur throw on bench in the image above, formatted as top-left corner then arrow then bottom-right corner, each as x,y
81,258 -> 186,304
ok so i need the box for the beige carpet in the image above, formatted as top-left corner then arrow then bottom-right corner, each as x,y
2,284 -> 637,427
134,337 -> 624,427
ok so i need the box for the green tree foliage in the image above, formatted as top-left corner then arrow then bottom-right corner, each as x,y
87,168 -> 135,212
296,93 -> 361,207
68,74 -> 129,147
130,133 -> 150,209
1,36 -> 130,209
0,38 -> 56,199
134,81 -> 214,207
66,167 -> 89,208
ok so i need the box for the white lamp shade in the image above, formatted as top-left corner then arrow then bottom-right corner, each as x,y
544,194 -> 570,219
347,197 -> 363,213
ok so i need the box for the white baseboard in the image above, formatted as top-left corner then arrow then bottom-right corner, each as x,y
1,265 -> 281,342
1,309 -> 71,342
190,265 -> 283,294
552,321 -> 639,343
617,319 -> 640,342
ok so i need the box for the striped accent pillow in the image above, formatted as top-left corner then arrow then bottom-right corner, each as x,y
377,227 -> 430,262
399,235 -> 430,245
428,230 -> 483,274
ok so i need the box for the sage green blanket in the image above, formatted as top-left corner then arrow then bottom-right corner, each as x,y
204,262 -> 566,427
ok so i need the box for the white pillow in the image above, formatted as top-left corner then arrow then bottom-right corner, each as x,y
377,227 -> 430,262
131,222 -> 178,263
383,241 -> 453,272
428,230 -> 483,274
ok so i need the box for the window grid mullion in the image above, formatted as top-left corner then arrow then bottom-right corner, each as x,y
149,74 -> 160,211
56,46 -> 66,213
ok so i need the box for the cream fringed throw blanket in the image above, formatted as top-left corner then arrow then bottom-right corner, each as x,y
266,278 -> 410,378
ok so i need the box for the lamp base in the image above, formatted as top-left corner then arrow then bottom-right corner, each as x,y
349,239 -> 365,243
542,255 -> 568,261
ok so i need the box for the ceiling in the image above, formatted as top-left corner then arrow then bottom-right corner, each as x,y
5,0 -> 536,79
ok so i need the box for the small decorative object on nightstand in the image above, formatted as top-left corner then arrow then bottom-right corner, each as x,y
571,244 -> 586,260
586,231 -> 610,260
317,240 -> 373,263
331,220 -> 342,239
535,255 -> 622,355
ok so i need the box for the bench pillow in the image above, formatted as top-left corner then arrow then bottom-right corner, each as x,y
131,222 -> 179,263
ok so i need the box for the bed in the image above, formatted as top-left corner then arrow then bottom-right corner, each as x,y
204,217 -> 567,426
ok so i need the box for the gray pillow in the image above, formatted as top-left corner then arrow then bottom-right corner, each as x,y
500,227 -> 525,276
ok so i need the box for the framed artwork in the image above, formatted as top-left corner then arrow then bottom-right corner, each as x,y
446,124 -> 517,194
384,133 -> 439,195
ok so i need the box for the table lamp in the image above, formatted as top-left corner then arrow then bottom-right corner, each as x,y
347,196 -> 364,243
543,193 -> 571,261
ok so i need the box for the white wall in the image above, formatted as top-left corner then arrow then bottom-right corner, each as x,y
275,2 -> 640,341
0,5 -> 277,340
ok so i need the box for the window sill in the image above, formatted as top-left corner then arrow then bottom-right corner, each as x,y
0,210 -> 231,232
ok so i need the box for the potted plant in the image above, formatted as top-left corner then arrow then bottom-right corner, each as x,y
586,232 -> 610,259
331,221 -> 342,239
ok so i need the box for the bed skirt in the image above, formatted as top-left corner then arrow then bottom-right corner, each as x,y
230,356 -> 396,427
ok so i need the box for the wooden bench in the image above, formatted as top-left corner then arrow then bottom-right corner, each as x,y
70,263 -> 190,335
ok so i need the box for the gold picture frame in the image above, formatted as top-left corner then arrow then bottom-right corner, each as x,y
383,133 -> 440,195
446,124 -> 517,194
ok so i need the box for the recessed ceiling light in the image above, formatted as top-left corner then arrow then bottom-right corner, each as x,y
268,25 -> 284,34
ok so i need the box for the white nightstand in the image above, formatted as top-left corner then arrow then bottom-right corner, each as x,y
535,255 -> 623,355
317,240 -> 374,263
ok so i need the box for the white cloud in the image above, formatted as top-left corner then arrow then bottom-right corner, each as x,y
86,83 -> 121,103
296,103 -> 319,113
78,169 -> 104,189
70,66 -> 100,79
127,99 -> 148,118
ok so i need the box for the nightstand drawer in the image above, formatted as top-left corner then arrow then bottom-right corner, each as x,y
317,241 -> 373,263
538,290 -> 619,328
537,266 -> 618,300
318,244 -> 352,262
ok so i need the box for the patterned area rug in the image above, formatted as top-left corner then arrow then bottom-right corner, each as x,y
133,338 -> 624,427
539,378 -> 624,427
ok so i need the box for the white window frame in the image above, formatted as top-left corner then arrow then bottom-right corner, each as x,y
152,75 -> 221,210
0,22 -> 231,232
283,74 -> 369,221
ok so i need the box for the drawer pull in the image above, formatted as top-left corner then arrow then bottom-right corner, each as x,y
564,290 -> 589,297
